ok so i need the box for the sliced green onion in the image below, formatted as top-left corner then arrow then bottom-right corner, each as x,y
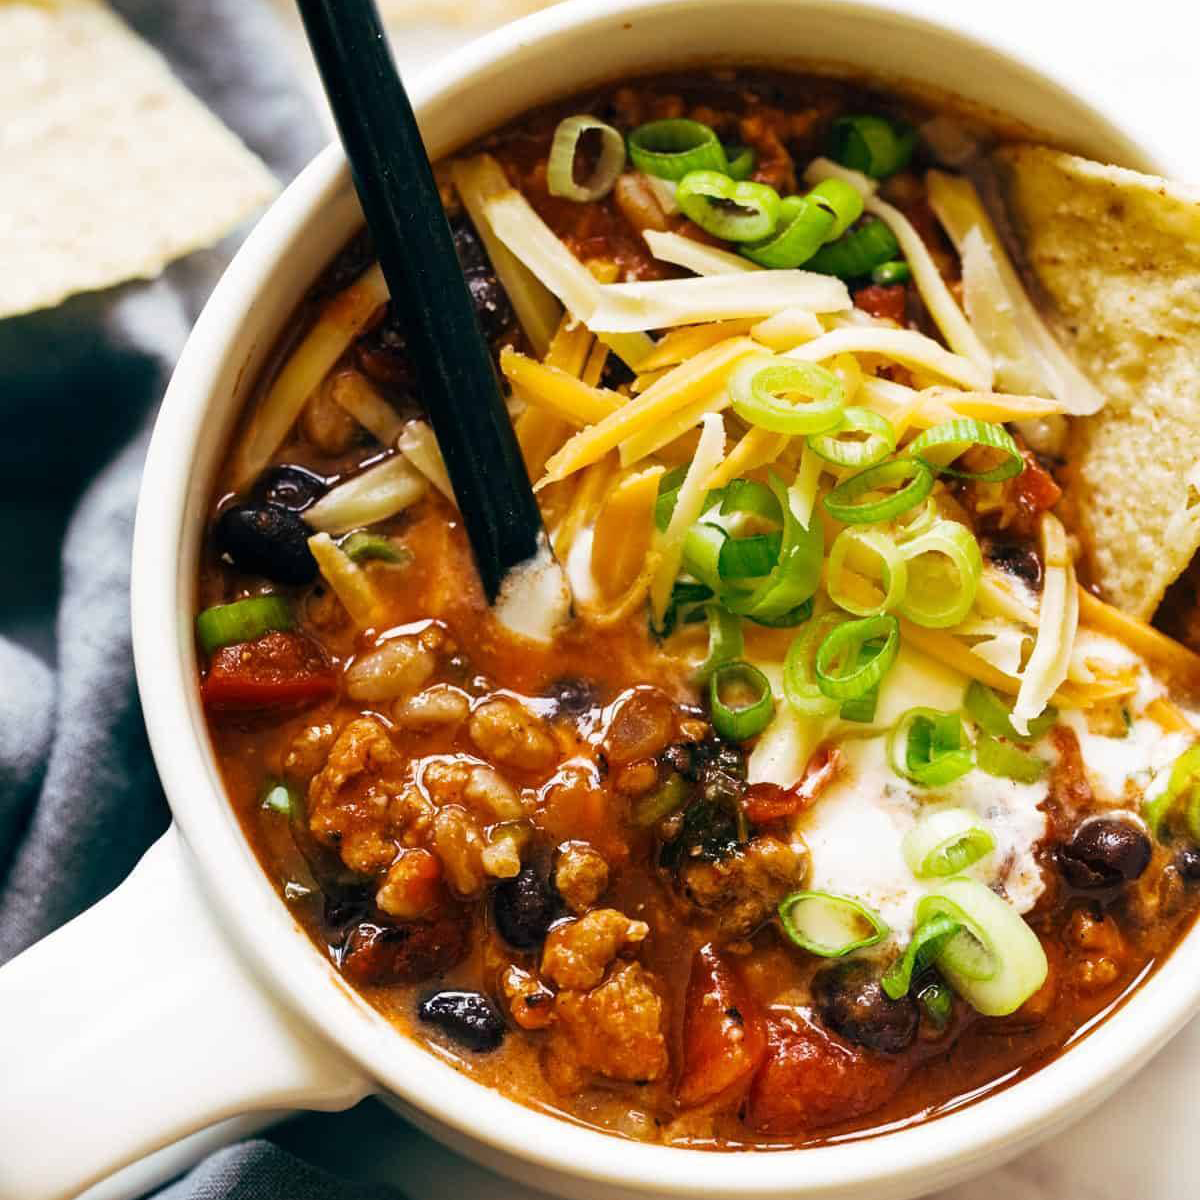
724,144 -> 756,180
827,527 -> 907,616
915,878 -> 1048,1016
908,419 -> 1024,483
730,357 -> 845,435
719,478 -> 782,522
888,708 -> 973,787
893,495 -> 940,543
871,260 -> 911,285
682,524 -> 728,595
260,780 -> 296,816
1144,744 -> 1200,841
898,519 -> 982,628
196,595 -> 293,655
692,605 -> 745,683
339,530 -> 410,565
882,913 -> 961,999
632,772 -> 691,826
657,580 -> 713,637
740,195 -> 835,268
830,115 -> 917,178
628,118 -> 728,180
838,637 -> 885,723
976,733 -> 1047,783
807,406 -> 897,469
709,661 -> 776,741
806,218 -> 900,279
807,178 -> 865,240
746,599 -> 814,629
902,807 -> 994,878
964,681 -> 1056,744
719,531 -> 783,578
815,613 -> 900,701
917,978 -> 954,1027
778,891 -> 890,957
783,611 -> 846,717
677,170 -> 782,242
823,458 -> 933,525
547,115 -> 626,202
724,472 -> 825,623
654,464 -> 691,531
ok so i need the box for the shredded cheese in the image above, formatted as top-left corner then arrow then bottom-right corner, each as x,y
785,327 -> 989,390
302,454 -> 427,535
307,533 -> 384,627
751,306 -> 824,351
328,370 -> 404,444
650,413 -> 726,622
398,421 -> 455,505
637,319 -> 757,372
643,229 -> 760,275
502,348 -> 622,427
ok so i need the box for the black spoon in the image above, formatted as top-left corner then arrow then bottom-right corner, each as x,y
295,0 -> 548,604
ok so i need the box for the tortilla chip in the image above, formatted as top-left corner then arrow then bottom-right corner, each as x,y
4,0 -> 278,319
996,144 -> 1200,620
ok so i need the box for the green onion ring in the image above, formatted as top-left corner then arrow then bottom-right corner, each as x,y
547,114 -> 626,202
730,357 -> 845,435
627,118 -> 728,180
872,260 -> 911,285
724,144 -> 756,180
260,779 -> 297,816
806,218 -> 900,279
1145,744 -> 1200,841
888,707 -> 974,788
778,890 -> 890,957
830,114 -> 917,179
806,177 -> 865,240
709,660 -> 776,741
822,458 -> 934,525
719,477 -> 783,522
632,773 -> 692,827
893,495 -> 940,543
902,807 -> 995,878
976,733 -> 1047,784
783,612 -> 847,717
914,879 -> 1048,1016
807,406 -> 897,468
724,472 -> 824,623
746,598 -> 815,629
838,635 -> 886,723
196,595 -> 293,655
964,681 -> 1055,744
657,580 -> 713,637
682,522 -> 728,593
677,170 -> 782,243
692,605 -> 745,684
882,913 -> 961,999
740,195 -> 835,269
814,613 -> 900,701
897,519 -> 983,628
826,527 -> 908,616
719,531 -> 783,579
340,530 -> 409,565
907,419 -> 1024,482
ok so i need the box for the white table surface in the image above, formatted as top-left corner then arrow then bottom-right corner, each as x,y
256,4 -> 1200,1198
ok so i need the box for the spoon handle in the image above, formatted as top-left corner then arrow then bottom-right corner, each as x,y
295,0 -> 543,601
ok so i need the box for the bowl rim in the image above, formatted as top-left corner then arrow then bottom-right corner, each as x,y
131,1 -> 1200,1194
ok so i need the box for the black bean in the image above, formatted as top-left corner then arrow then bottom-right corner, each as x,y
812,961 -> 918,1054
982,537 -> 1043,592
214,503 -> 318,585
544,677 -> 599,719
418,989 -> 506,1052
1058,817 -> 1152,890
253,465 -> 327,512
492,865 -> 561,950
451,216 -> 514,343
1174,846 -> 1200,883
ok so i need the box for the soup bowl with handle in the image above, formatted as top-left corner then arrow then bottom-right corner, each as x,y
0,1 -> 1192,1198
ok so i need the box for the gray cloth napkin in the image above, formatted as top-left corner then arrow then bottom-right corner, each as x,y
0,2 -> 404,1196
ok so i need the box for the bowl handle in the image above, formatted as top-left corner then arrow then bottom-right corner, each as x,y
0,826 -> 371,1200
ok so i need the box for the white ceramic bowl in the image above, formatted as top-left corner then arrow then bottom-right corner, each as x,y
1,3 -> 1194,1199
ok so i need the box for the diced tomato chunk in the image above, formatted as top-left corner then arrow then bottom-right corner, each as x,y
676,944 -> 767,1108
1011,450 -> 1062,522
746,1012 -> 908,1135
201,629 -> 336,712
742,743 -> 843,824
852,283 -> 906,324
